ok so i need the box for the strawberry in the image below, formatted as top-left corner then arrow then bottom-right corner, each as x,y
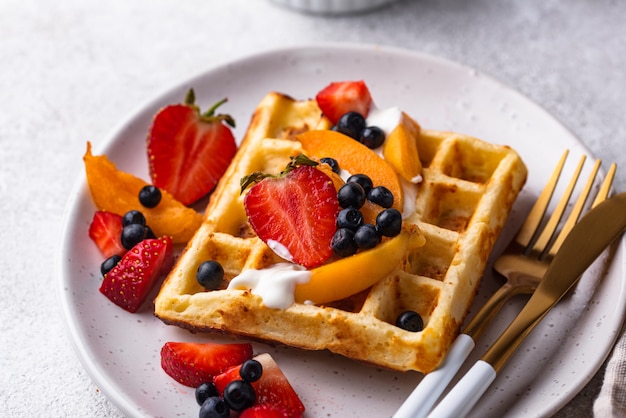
99,236 -> 173,313
147,89 -> 237,206
315,80 -> 373,125
160,342 -> 253,388
88,210 -> 125,258
240,404 -> 290,418
242,156 -> 339,269
213,353 -> 305,418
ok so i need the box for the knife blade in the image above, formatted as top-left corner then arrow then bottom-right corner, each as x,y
427,190 -> 626,417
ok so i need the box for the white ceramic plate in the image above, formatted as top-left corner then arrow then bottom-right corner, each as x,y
58,44 -> 626,418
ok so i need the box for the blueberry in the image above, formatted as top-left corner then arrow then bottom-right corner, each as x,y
331,228 -> 358,257
139,185 -> 161,208
145,225 -> 156,239
346,174 -> 373,195
121,223 -> 147,249
336,208 -> 364,231
337,182 -> 366,209
195,382 -> 219,406
368,185 -> 394,208
360,126 -> 385,149
223,380 -> 256,412
320,157 -> 340,174
196,261 -> 224,290
100,255 -> 121,276
239,359 -> 263,383
122,210 -> 146,227
396,310 -> 424,332
354,224 -> 380,250
376,208 -> 402,237
199,396 -> 230,418
335,111 -> 366,140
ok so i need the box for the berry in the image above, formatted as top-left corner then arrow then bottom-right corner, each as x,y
335,111 -> 366,140
376,208 -> 402,237
337,182 -> 366,209
336,207 -> 363,230
354,224 -> 380,249
368,185 -> 394,208
99,236 -> 173,312
320,157 -> 340,174
396,310 -> 424,332
240,404 -> 291,418
239,359 -> 263,383
100,254 -> 121,276
195,382 -> 219,406
196,260 -> 225,290
224,380 -> 256,411
360,126 -> 385,149
147,89 -> 237,206
139,185 -> 161,208
346,173 -> 373,195
331,228 -> 358,257
243,164 -> 339,269
160,342 -> 253,388
122,210 -> 146,227
199,396 -> 230,418
88,211 -> 125,258
120,223 -> 148,250
315,80 -> 373,125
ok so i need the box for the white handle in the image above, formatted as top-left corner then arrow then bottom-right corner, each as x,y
427,360 -> 496,418
393,334 -> 475,418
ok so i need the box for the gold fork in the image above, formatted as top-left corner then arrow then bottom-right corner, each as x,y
463,150 -> 616,340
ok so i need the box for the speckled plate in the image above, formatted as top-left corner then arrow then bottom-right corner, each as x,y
58,44 -> 626,417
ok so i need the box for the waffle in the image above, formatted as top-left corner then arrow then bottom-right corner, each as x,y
154,91 -> 528,373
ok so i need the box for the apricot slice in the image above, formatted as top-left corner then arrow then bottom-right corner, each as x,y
296,130 -> 403,210
383,112 -> 423,183
294,225 -> 425,305
83,142 -> 202,243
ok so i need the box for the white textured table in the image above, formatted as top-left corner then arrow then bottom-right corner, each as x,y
2,0 -> 625,416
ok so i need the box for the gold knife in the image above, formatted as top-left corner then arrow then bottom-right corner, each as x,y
428,191 -> 626,418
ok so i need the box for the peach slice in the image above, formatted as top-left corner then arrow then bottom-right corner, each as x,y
294,225 -> 425,305
383,112 -> 423,183
83,142 -> 202,243
296,130 -> 403,210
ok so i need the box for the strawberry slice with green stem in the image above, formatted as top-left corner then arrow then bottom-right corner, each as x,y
160,341 -> 253,388
315,80 -> 373,125
241,155 -> 339,269
88,210 -> 125,258
147,89 -> 237,206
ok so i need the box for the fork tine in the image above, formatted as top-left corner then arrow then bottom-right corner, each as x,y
514,150 -> 569,248
592,162 -> 616,208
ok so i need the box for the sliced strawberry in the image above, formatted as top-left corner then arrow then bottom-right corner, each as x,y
88,210 -> 125,258
240,404 -> 290,418
99,236 -> 173,313
243,163 -> 339,269
315,80 -> 373,125
147,89 -> 237,206
160,341 -> 253,388
214,353 -> 305,418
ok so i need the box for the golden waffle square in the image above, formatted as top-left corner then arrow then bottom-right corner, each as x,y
154,91 -> 528,373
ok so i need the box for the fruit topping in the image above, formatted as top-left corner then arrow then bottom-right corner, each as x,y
100,254 -> 121,276
353,224 -> 381,249
120,223 -> 149,249
239,404 -> 290,418
319,157 -> 340,174
196,260 -> 225,290
335,111 -> 366,139
396,310 -> 424,332
196,382 -> 219,405
223,379 -> 256,411
336,207 -> 364,231
367,185 -> 394,208
331,228 -> 358,257
99,236 -> 173,312
241,156 -> 339,269
382,112 -> 423,183
337,182 -> 366,209
359,125 -> 386,149
239,359 -> 263,383
160,341 -> 253,388
122,209 -> 146,227
315,80 -> 373,125
147,89 -> 237,206
84,142 -> 202,243
376,208 -> 403,237
199,396 -> 230,418
88,210 -> 125,258
346,173 -> 373,194
138,184 -> 162,208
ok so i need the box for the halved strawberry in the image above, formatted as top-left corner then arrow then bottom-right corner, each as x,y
99,236 -> 173,313
242,158 -> 339,269
160,341 -> 253,388
88,210 -> 125,258
213,353 -> 305,418
315,80 -> 373,125
240,404 -> 290,418
147,89 -> 237,206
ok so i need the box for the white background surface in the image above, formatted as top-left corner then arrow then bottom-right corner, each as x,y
2,1 -> 625,417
